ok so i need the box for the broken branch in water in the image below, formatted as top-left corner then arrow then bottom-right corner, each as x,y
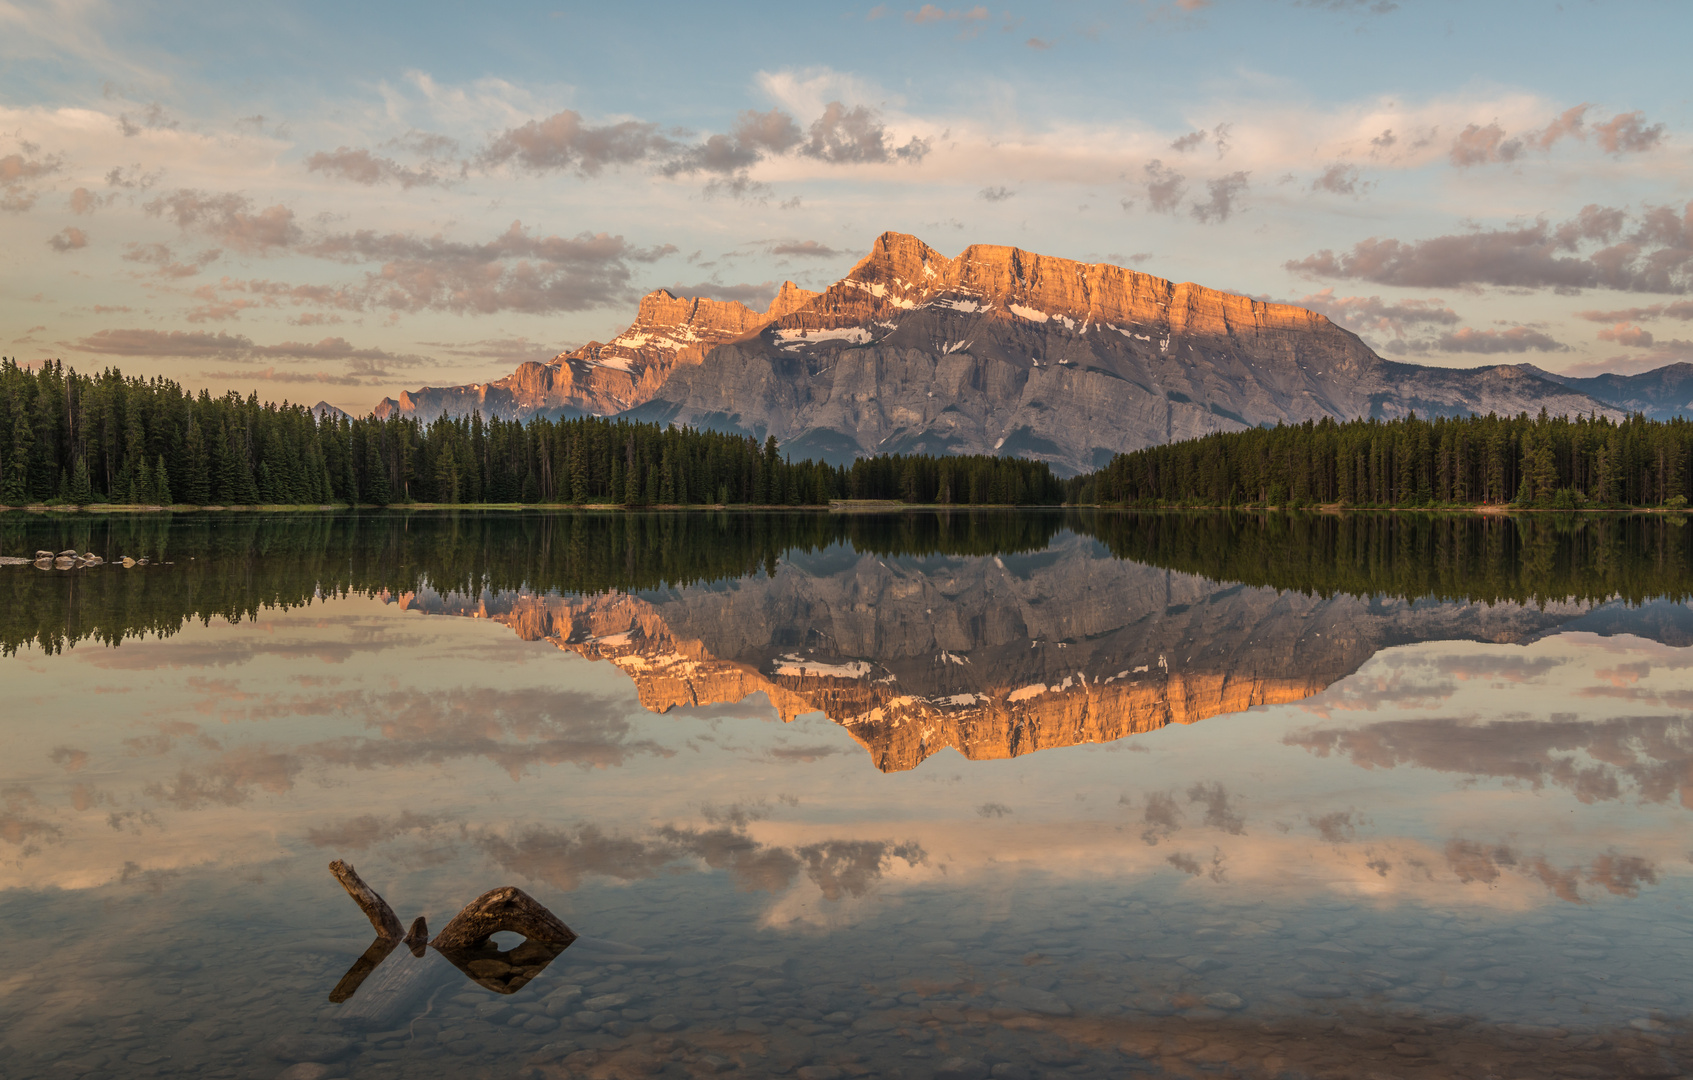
329,859 -> 405,940
429,886 -> 576,950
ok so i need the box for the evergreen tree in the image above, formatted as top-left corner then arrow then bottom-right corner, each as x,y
182,418 -> 211,505
154,454 -> 173,506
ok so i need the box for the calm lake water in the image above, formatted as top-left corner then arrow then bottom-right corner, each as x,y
2,510 -> 1691,1080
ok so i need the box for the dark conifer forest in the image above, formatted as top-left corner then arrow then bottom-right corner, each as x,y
11,359 -> 1693,512
0,360 -> 1061,507
1069,411 -> 1693,509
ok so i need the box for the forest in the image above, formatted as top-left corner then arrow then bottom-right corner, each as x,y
1068,410 -> 1693,509
0,360 -> 1062,508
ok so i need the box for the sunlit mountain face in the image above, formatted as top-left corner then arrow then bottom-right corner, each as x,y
4,509 -> 1693,1078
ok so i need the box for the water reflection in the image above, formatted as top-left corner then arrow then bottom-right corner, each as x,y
4,509 -> 1693,1078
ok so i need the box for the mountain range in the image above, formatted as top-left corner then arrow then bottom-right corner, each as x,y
374,232 -> 1684,476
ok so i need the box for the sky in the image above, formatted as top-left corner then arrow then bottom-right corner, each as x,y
1,0 -> 1690,414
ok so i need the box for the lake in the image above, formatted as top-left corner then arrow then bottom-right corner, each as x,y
1,509 -> 1690,1080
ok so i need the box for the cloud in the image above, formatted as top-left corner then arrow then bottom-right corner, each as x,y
766,239 -> 840,257
1449,123 -> 1523,168
146,745 -> 303,809
117,102 -> 177,137
481,819 -> 921,898
303,221 -> 676,315
144,189 -> 302,253
121,241 -> 221,278
1297,290 -> 1460,338
49,746 -> 88,772
1187,780 -> 1244,833
305,811 -> 444,850
1143,160 -> 1185,214
1449,106 -> 1661,167
1433,326 -> 1565,353
480,110 -> 673,175
905,4 -> 991,28
1170,130 -> 1207,153
1528,104 -> 1590,151
68,187 -> 107,214
1286,202 -> 1693,295
304,147 -> 456,189
1296,0 -> 1398,11
1573,301 -> 1693,323
1311,164 -> 1369,197
73,329 -> 432,376
1445,839 -> 1657,904
47,226 -> 87,252
1025,36 -> 1052,49
1190,171 -> 1248,223
1309,810 -> 1357,843
802,102 -> 929,164
661,109 -> 803,177
1289,713 -> 1693,808
0,149 -> 62,212
1596,322 -> 1653,347
1139,789 -> 1182,845
1594,111 -> 1665,154
978,185 -> 1014,202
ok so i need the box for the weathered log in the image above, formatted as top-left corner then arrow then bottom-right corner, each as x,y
429,886 -> 575,950
403,915 -> 428,958
328,934 -> 399,1003
328,860 -> 404,940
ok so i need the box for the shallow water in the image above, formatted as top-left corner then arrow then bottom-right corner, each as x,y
1,510 -> 1690,1080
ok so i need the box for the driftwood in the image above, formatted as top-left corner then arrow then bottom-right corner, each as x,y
430,886 -> 577,994
325,867 -> 575,1000
429,886 -> 575,949
403,915 -> 429,958
329,860 -> 404,940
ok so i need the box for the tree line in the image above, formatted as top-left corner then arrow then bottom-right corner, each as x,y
0,360 -> 1062,508
1068,411 -> 1693,509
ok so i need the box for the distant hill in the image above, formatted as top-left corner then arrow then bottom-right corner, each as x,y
377,232 -> 1623,475
1522,363 -> 1693,421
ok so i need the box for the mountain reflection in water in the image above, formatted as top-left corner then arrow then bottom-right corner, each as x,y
4,509 -> 1693,1080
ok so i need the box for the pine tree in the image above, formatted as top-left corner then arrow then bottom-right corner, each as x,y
183,418 -> 211,504
154,454 -> 173,506
69,453 -> 93,504
364,436 -> 392,506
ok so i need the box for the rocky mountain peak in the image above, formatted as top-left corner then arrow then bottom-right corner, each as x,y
376,230 -> 1630,471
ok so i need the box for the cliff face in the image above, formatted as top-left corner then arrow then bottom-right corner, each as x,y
376,232 -> 1622,473
394,535 -> 1593,772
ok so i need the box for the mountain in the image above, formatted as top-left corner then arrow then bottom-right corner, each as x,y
378,232 -> 1623,475
391,534 -> 1601,773
310,400 -> 351,423
1522,362 -> 1693,421
373,282 -> 820,425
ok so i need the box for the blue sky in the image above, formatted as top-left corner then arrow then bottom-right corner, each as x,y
3,0 -> 1689,411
